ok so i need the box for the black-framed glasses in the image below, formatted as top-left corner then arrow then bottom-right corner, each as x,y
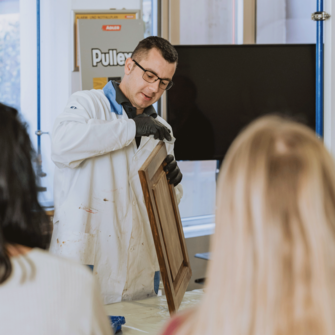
132,59 -> 173,91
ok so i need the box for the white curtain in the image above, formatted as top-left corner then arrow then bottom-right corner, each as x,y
180,0 -> 234,44
256,0 -> 286,43
285,0 -> 315,43
257,0 -> 316,44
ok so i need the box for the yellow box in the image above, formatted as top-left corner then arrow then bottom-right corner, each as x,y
93,77 -> 108,90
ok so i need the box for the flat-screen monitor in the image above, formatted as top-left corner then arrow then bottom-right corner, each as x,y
167,44 -> 316,161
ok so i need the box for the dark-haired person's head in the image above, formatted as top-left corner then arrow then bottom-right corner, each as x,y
131,36 -> 178,64
120,36 -> 178,113
0,103 -> 50,284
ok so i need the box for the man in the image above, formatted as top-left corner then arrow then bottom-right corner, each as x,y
50,37 -> 183,304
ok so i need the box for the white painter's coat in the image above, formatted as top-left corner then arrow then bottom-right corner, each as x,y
49,88 -> 182,304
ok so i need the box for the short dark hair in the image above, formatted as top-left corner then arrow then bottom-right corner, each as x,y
132,36 -> 178,64
0,103 -> 50,284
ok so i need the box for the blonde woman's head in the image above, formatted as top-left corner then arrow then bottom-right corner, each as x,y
177,116 -> 335,335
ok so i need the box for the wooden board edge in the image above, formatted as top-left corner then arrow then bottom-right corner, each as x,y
138,141 -> 165,173
174,267 -> 193,311
174,265 -> 192,293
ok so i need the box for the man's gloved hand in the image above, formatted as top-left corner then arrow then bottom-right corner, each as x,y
133,114 -> 172,141
164,155 -> 183,186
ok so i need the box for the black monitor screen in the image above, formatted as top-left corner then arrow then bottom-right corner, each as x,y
167,44 -> 316,161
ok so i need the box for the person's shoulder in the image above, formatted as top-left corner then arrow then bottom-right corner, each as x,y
30,248 -> 93,282
26,249 -> 100,322
64,89 -> 108,115
70,89 -> 105,103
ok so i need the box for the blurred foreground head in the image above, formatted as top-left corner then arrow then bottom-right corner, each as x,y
0,103 -> 49,284
178,116 -> 335,335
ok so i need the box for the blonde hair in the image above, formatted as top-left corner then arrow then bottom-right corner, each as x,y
174,116 -> 335,335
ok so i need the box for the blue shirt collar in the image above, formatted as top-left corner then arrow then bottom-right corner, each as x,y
103,80 -> 158,118
102,81 -> 123,115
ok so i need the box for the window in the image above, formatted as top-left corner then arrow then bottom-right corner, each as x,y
178,161 -> 216,226
0,0 -> 20,110
177,0 -> 237,226
142,0 -> 153,37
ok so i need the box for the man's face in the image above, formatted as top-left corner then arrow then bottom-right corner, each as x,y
123,48 -> 176,110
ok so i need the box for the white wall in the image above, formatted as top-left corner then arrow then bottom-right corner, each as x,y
20,0 -> 141,205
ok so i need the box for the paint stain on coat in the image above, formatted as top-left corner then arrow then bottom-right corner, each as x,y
84,208 -> 97,214
57,239 -> 59,244
81,206 -> 98,214
103,198 -> 108,201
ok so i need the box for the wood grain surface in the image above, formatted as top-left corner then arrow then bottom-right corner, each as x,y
153,173 -> 184,280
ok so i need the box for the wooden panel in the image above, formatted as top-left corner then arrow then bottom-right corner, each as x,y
161,0 -> 169,41
169,0 -> 180,45
139,141 -> 192,314
153,173 -> 184,280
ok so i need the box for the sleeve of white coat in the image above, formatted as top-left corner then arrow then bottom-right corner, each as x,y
90,277 -> 114,335
174,184 -> 183,205
51,92 -> 136,169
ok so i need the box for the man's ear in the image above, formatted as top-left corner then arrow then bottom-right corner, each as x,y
124,58 -> 134,75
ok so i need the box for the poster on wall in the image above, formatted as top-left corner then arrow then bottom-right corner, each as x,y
74,12 -> 138,69
78,19 -> 144,90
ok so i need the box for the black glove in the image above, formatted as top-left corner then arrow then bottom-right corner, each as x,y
164,155 -> 183,186
133,114 -> 172,141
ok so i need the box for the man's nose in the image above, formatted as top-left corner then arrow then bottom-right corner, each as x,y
149,79 -> 160,92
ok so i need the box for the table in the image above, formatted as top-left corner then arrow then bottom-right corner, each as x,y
194,252 -> 211,261
104,290 -> 203,334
